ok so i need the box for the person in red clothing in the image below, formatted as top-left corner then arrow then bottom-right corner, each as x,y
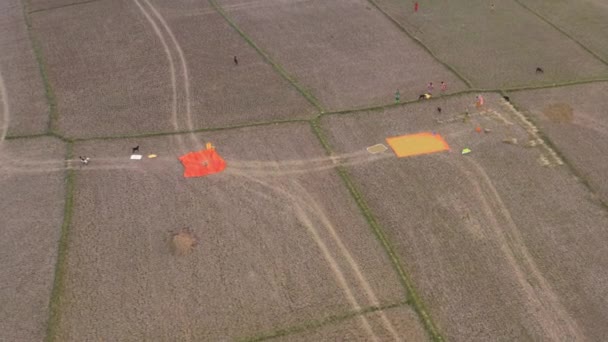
414,2 -> 419,12
440,81 -> 447,93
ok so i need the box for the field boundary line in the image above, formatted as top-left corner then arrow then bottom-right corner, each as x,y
366,0 -> 473,88
21,0 -> 58,134
69,118 -> 312,141
513,0 -> 608,67
310,119 -> 444,342
501,91 -> 608,211
208,0 -> 325,112
28,0 -> 103,14
238,301 -> 408,342
5,80 -> 606,143
45,142 -> 75,342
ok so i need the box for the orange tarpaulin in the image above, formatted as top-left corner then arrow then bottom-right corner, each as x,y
179,149 -> 226,178
386,132 -> 450,158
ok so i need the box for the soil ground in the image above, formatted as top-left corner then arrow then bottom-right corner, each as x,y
319,94 -> 608,340
30,0 -> 315,139
56,123 -> 420,340
0,0 -> 49,136
372,0 -> 608,88
509,82 -> 608,203
217,0 -> 468,110
3,1 -> 608,341
0,137 -> 66,341
517,0 -> 608,60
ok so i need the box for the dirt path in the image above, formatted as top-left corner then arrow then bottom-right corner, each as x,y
0,68 -> 9,142
446,155 -> 584,339
227,166 -> 400,340
141,0 -> 200,148
133,0 -> 190,152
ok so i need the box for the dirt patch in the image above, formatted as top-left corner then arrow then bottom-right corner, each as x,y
170,228 -> 198,256
543,103 -> 573,123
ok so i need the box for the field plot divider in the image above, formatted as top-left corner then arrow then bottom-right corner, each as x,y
208,0 -> 325,113
21,0 -> 59,134
513,0 -> 608,67
309,119 -> 444,342
366,0 -> 473,88
44,142 -> 76,342
239,300 -> 409,342
27,0 -> 103,14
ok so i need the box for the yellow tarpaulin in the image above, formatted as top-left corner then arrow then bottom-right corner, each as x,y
386,132 -> 450,158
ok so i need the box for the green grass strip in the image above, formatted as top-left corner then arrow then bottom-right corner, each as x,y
366,0 -> 473,89
240,301 -> 407,342
208,0 -> 325,112
309,119 -> 444,341
4,132 -> 53,140
69,117 -> 312,142
45,142 -> 75,342
21,0 -> 60,134
513,0 -> 608,66
28,0 -> 103,14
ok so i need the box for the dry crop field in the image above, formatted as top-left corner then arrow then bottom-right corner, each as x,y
2,0 -> 608,341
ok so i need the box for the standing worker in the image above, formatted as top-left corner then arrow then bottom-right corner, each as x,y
395,89 -> 400,104
414,2 -> 419,12
440,81 -> 447,93
234,56 -> 238,65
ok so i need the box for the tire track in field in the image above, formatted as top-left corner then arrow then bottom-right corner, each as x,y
448,156 -> 584,340
141,0 -> 200,148
232,172 -> 399,340
226,150 -> 393,177
0,68 -> 9,142
132,0 -> 186,151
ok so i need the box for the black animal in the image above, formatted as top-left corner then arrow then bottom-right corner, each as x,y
79,156 -> 89,165
536,67 -> 544,74
437,107 -> 442,113
503,96 -> 510,102
418,93 -> 431,100
132,145 -> 139,154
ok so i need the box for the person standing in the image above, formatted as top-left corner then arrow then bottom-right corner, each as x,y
440,81 -> 447,93
234,56 -> 238,65
414,2 -> 419,12
427,82 -> 434,93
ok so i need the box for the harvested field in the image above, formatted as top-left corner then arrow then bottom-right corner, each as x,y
0,0 -> 50,136
251,305 -> 428,342
509,82 -> 608,203
140,0 -> 317,128
517,0 -> 608,60
0,137 -> 66,341
56,123 -> 423,340
30,0 -> 315,139
372,0 -> 608,88
319,94 -> 608,340
31,0 -> 174,138
216,0 -> 468,111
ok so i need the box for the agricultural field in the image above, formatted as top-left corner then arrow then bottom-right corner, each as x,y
215,0 -> 468,111
30,0 -> 315,139
0,0 -> 49,136
517,0 -> 608,60
509,82 -> 608,203
0,137 -> 66,341
371,0 -> 608,88
2,0 -> 608,341
54,123 -> 425,340
319,93 -> 608,340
